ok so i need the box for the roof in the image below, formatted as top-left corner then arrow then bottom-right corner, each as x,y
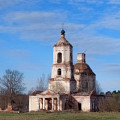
74,63 -> 95,75
30,90 -> 43,96
73,90 -> 96,96
30,89 -> 68,96
54,37 -> 72,47
39,89 -> 57,95
54,30 -> 72,47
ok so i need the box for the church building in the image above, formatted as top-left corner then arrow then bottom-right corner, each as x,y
29,30 -> 97,112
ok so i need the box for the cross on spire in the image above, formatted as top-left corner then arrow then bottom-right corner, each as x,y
62,23 -> 64,30
61,23 -> 65,35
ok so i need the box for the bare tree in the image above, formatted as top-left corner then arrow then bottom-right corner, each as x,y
0,87 -> 8,109
28,87 -> 35,95
13,94 -> 29,112
0,69 -> 25,106
36,74 -> 50,91
95,80 -> 102,95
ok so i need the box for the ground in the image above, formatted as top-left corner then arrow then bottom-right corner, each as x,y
0,112 -> 120,120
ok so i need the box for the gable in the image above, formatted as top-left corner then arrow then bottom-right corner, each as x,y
36,89 -> 57,96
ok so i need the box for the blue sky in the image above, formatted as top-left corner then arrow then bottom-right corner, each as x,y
0,0 -> 120,93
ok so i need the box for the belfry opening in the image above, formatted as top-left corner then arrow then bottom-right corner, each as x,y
57,52 -> 62,63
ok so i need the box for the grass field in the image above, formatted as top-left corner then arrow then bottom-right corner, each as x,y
0,111 -> 120,120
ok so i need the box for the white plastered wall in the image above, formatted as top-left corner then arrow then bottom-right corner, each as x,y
53,46 -> 71,64
73,95 -> 91,112
51,65 -> 72,78
29,96 -> 39,112
52,46 -> 72,79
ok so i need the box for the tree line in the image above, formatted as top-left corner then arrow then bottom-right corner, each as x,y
0,69 -> 119,112
98,90 -> 120,112
0,69 -> 49,112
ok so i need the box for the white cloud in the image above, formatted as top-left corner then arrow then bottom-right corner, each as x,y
0,0 -> 18,9
69,0 -> 104,5
65,10 -> 120,55
0,0 -> 119,93
0,11 -> 66,35
3,11 -> 65,25
0,0 -> 44,9
108,0 -> 120,4
86,0 -> 104,4
65,12 -> 120,55
96,11 -> 120,30
69,33 -> 120,55
8,49 -> 30,60
0,11 -> 85,40
102,63 -> 120,74
48,0 -> 62,4
0,8 -> 120,56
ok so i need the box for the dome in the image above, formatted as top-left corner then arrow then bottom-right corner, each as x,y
74,63 -> 95,75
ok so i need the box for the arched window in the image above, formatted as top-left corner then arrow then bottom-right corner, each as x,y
57,52 -> 62,63
58,69 -> 61,75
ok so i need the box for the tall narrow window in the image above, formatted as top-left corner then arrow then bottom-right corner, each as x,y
57,52 -> 62,63
58,69 -> 61,75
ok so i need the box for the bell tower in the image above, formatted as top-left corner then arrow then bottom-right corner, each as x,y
49,30 -> 76,94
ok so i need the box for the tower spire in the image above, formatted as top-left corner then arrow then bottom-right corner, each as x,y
61,23 -> 65,36
61,29 -> 65,35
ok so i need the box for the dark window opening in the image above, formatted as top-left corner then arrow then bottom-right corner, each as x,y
78,103 -> 81,110
58,69 -> 61,75
48,98 -> 52,110
57,53 -> 62,63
